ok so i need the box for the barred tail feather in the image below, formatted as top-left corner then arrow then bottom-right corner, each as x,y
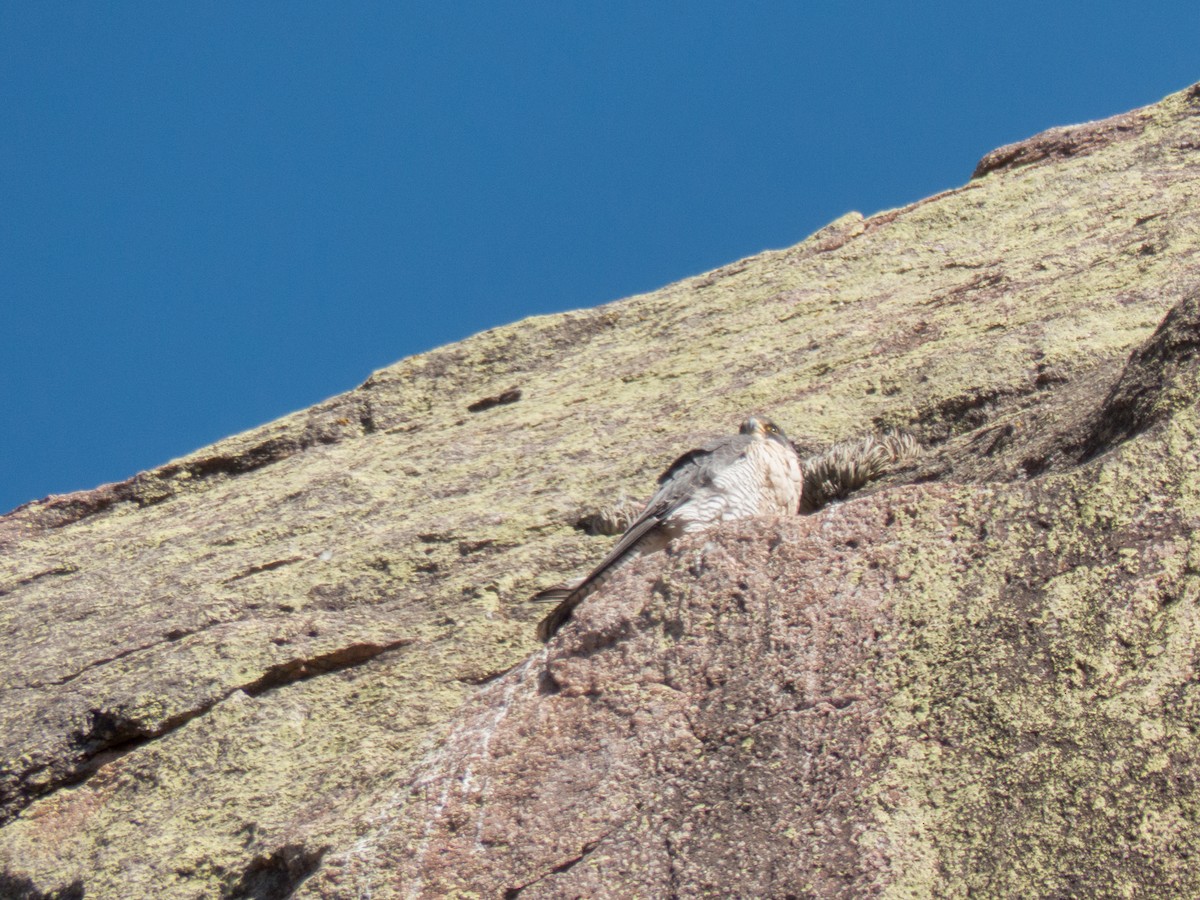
535,590 -> 585,642
530,585 -> 573,604
531,515 -> 664,642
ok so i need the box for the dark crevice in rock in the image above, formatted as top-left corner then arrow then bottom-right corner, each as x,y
358,399 -> 378,435
223,843 -> 326,900
0,564 -> 79,598
456,661 -> 523,686
22,639 -> 170,689
15,614 -> 267,691
0,639 -> 414,828
915,385 -> 1033,445
417,530 -> 460,543
165,435 -> 319,481
664,833 -> 682,900
223,556 -> 307,584
1080,289 -> 1200,462
873,291 -> 1200,490
241,640 -> 414,698
503,830 -> 615,898
926,288 -> 1200,481
966,422 -> 1017,459
0,874 -> 85,900
467,387 -> 522,413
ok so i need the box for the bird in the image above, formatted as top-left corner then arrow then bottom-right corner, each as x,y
535,415 -> 803,641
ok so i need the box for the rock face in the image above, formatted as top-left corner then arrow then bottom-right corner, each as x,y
2,84 -> 1200,898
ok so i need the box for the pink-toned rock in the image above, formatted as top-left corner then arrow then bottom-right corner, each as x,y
5,84 -> 1200,898
310,504 -> 901,898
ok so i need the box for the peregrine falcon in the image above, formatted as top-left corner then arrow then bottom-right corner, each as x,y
535,415 -> 803,641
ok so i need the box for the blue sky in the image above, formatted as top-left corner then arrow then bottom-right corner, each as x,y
3,4 -> 1198,515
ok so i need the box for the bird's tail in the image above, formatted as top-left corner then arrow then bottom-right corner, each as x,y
530,584 -> 573,604
534,586 -> 583,642
530,514 -> 663,641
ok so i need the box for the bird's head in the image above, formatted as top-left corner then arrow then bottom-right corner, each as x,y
740,415 -> 791,447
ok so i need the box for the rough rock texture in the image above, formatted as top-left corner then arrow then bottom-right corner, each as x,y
2,83 -> 1200,897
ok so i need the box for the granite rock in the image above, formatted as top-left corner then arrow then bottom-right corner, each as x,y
3,83 -> 1200,897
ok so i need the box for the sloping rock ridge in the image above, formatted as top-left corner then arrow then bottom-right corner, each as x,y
2,83 -> 1200,897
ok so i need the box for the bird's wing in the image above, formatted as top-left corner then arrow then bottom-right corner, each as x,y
570,434 -> 750,587
535,433 -> 752,641
653,432 -> 743,487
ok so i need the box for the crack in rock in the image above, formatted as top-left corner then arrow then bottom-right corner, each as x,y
0,565 -> 79,598
503,828 -> 616,898
20,640 -> 171,690
13,615 -> 260,691
0,638 -> 414,827
222,556 -> 307,584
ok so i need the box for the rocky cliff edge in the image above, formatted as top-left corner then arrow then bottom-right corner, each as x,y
3,83 -> 1200,898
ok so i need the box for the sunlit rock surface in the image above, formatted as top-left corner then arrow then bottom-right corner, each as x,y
3,83 -> 1200,898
